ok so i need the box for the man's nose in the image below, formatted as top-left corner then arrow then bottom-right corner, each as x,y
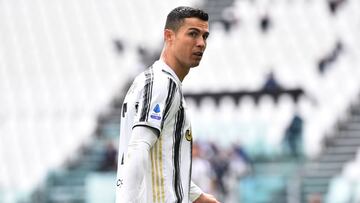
196,37 -> 206,48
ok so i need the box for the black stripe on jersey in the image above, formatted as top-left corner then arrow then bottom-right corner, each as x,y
161,79 -> 177,130
139,67 -> 154,122
173,106 -> 185,203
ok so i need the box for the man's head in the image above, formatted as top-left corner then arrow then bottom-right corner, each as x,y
162,6 -> 209,72
165,6 -> 208,32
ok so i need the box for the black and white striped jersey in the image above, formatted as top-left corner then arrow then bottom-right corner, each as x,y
116,59 -> 193,203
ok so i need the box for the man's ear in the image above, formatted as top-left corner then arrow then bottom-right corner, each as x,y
164,29 -> 174,43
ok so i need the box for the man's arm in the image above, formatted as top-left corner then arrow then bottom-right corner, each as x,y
190,181 -> 220,203
120,126 -> 158,202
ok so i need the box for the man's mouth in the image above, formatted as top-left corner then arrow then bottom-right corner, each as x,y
193,52 -> 203,57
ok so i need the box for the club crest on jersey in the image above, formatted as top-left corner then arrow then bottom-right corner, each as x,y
150,104 -> 162,120
185,129 -> 192,141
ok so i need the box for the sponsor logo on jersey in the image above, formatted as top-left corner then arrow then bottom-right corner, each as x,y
117,178 -> 124,187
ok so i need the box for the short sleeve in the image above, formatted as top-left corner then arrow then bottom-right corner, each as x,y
133,75 -> 178,134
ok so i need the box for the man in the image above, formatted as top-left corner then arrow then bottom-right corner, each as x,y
116,6 -> 219,203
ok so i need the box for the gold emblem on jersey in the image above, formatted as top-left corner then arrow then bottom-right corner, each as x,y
185,129 -> 192,141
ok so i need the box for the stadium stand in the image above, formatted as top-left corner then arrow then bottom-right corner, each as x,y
0,0 -> 359,202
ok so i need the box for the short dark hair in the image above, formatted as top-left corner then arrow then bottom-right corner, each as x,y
165,6 -> 209,32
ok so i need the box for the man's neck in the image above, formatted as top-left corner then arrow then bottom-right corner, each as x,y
160,52 -> 189,82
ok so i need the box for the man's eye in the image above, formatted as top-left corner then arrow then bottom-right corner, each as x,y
189,32 -> 197,37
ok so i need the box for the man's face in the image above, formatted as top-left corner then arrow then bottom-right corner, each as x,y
170,18 -> 209,68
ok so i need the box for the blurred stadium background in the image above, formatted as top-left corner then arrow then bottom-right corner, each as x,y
0,0 -> 360,202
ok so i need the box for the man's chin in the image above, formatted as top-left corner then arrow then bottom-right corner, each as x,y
190,61 -> 201,68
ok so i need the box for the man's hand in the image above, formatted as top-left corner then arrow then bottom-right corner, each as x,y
193,193 -> 220,203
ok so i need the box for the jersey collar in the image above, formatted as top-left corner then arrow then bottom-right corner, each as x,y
156,59 -> 182,84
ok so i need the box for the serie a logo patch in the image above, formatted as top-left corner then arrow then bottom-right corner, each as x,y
150,104 -> 162,120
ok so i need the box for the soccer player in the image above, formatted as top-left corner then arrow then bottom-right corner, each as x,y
116,6 -> 219,203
